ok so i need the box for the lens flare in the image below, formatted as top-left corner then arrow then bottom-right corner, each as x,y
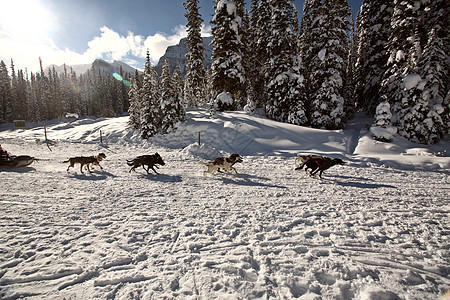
112,73 -> 123,81
112,73 -> 131,87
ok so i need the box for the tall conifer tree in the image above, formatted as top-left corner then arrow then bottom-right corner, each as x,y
265,0 -> 307,125
184,0 -> 207,106
140,51 -> 161,138
211,0 -> 246,110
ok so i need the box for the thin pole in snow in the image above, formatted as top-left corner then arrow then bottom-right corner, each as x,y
44,126 -> 52,152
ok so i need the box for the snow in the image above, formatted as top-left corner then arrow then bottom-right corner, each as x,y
0,108 -> 449,299
403,73 -> 423,90
318,48 -> 326,61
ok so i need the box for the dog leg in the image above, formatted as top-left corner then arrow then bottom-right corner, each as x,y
151,167 -> 159,174
295,163 -> 305,170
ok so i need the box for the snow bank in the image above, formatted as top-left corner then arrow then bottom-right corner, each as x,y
0,108 -> 449,299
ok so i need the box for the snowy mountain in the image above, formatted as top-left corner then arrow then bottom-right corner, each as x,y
154,36 -> 213,75
45,36 -> 213,77
45,59 -> 139,76
0,109 -> 449,299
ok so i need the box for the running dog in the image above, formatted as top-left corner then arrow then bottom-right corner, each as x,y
302,156 -> 346,178
294,154 -> 324,170
198,153 -> 243,175
64,153 -> 106,173
127,153 -> 165,174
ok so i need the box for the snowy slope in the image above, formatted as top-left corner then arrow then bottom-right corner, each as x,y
0,109 -> 449,299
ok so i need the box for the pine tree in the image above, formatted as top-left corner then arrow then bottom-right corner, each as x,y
173,65 -> 186,109
160,59 -> 186,134
380,0 -> 435,143
265,0 -> 307,125
400,0 -> 449,144
371,100 -> 397,142
140,51 -> 161,139
303,0 -> 351,129
247,0 -> 271,109
354,1 -> 393,115
210,0 -> 246,111
184,0 -> 207,106
128,70 -> 142,129
0,60 -> 12,123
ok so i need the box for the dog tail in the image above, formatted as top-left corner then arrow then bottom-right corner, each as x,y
63,159 -> 69,163
197,161 -> 209,166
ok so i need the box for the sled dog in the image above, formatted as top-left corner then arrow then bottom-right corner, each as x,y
301,156 -> 346,178
294,154 -> 324,170
198,153 -> 243,175
64,153 -> 106,173
127,153 -> 165,174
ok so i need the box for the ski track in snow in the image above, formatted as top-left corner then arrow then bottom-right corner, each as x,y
0,111 -> 449,299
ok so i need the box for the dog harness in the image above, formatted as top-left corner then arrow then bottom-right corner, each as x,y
312,157 -> 327,168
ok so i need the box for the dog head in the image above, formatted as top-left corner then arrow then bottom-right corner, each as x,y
154,152 -> 165,166
331,158 -> 345,166
97,153 -> 107,160
229,154 -> 243,164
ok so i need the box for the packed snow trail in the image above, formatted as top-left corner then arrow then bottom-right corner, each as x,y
0,109 -> 449,299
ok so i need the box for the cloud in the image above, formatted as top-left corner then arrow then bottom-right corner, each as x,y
0,24 -> 212,73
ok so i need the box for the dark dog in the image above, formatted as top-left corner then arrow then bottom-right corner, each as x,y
127,153 -> 165,174
294,154 -> 324,170
198,153 -> 243,175
301,156 -> 346,178
64,153 -> 106,173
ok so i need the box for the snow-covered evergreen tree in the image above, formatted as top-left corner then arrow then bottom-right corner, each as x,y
25,72 -> 38,123
211,0 -> 246,111
354,1 -> 393,115
0,60 -> 12,123
160,59 -> 186,134
172,65 -> 185,107
265,0 -> 307,125
302,0 -> 351,129
247,0 -> 271,109
128,83 -> 141,129
417,0 -> 448,142
140,51 -> 161,139
183,0 -> 207,107
371,100 -> 397,142
380,0 -> 449,144
381,0 -> 419,128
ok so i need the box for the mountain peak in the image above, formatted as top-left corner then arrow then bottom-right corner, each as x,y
154,36 -> 212,75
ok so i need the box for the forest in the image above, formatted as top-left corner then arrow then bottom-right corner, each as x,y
0,0 -> 448,144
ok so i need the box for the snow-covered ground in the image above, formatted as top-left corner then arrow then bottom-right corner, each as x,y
0,108 -> 449,300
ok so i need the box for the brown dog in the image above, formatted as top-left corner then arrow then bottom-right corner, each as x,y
64,153 -> 106,173
302,156 -> 346,178
127,153 -> 165,174
294,154 -> 324,170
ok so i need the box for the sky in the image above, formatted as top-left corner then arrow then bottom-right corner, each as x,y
0,0 -> 362,74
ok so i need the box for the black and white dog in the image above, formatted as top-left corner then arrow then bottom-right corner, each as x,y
198,154 -> 243,175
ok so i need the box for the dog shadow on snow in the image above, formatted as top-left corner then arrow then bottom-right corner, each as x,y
137,173 -> 183,183
68,170 -> 117,180
219,173 -> 287,189
322,175 -> 397,189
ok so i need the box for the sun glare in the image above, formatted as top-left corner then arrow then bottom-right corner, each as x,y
0,0 -> 55,39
